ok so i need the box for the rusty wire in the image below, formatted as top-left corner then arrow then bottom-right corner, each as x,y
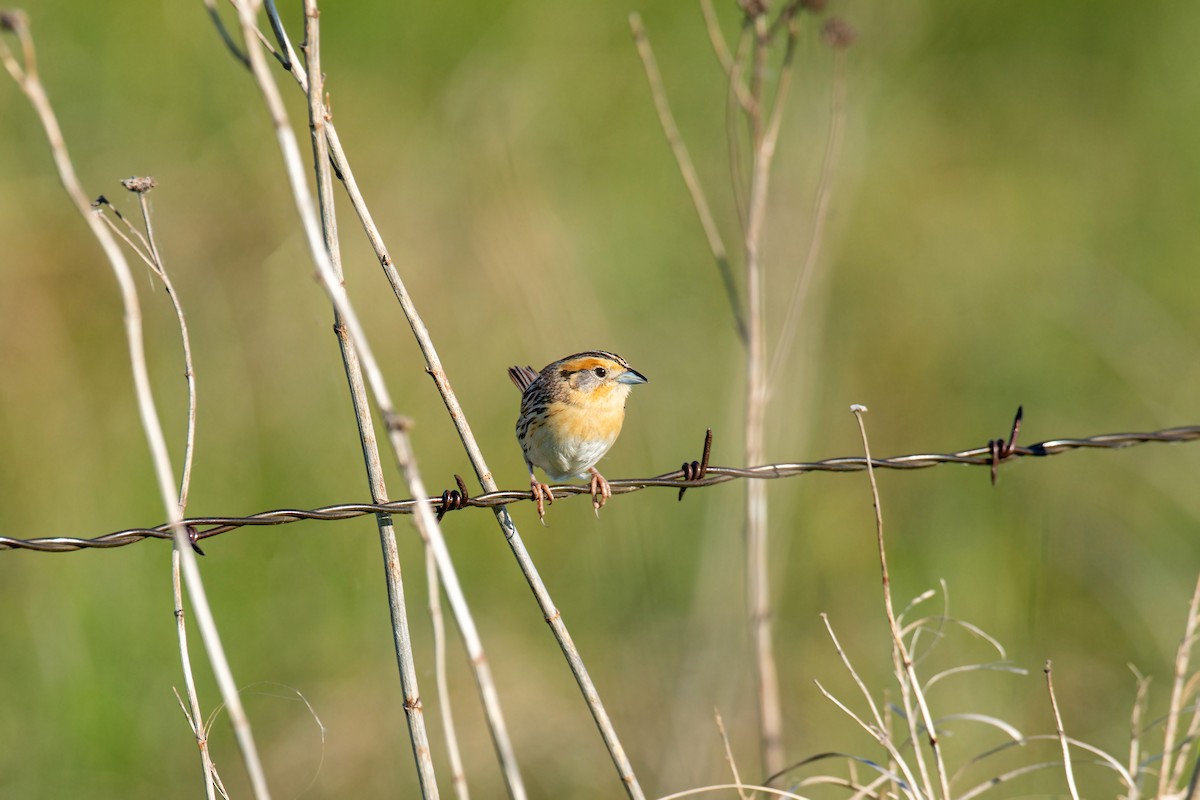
2,415 -> 1198,553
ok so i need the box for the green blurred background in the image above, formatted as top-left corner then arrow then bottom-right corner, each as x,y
2,0 -> 1199,797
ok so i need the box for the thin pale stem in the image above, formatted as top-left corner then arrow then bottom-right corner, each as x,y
851,405 -> 950,800
700,0 -> 732,72
295,5 -> 523,797
173,549 -> 218,800
714,709 -> 751,800
699,0 -> 754,119
1,15 -> 270,799
743,7 -> 785,781
428,547 -> 470,800
1045,661 -> 1081,800
136,183 -> 209,793
811,680 -> 921,799
293,3 -> 439,795
1127,666 -> 1149,792
257,19 -> 643,797
820,614 -> 886,732
136,190 -> 198,512
630,13 -> 746,344
1162,573 -> 1200,796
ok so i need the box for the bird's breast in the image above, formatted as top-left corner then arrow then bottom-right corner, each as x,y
527,401 -> 625,480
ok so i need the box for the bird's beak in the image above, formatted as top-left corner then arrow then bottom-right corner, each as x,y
617,368 -> 648,385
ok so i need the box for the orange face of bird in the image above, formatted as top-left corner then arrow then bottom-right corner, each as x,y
554,354 -> 648,407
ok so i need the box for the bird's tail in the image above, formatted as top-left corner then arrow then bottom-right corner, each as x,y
507,365 -> 538,392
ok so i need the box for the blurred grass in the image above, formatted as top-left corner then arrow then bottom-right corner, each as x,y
2,0 -> 1200,797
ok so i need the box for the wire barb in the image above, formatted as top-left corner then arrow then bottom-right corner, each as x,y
679,428 -> 715,501
989,405 -> 1024,486
436,474 -> 471,522
3,417 -> 1199,553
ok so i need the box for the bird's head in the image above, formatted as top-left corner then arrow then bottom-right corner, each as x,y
548,351 -> 647,406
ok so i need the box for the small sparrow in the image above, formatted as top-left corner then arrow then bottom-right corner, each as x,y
508,351 -> 647,522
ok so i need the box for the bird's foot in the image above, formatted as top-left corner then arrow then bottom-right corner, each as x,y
588,468 -> 612,518
531,479 -> 554,525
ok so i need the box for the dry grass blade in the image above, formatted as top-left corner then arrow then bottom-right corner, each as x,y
713,709 -> 751,800
1,13 -> 270,798
1162,573 -> 1200,796
955,734 -> 1136,799
923,662 -> 1028,692
820,614 -> 886,731
653,784 -> 812,800
812,680 -> 922,799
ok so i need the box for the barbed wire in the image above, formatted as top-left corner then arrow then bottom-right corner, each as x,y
2,413 -> 1198,553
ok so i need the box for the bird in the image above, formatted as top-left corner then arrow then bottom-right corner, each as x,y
508,351 -> 647,523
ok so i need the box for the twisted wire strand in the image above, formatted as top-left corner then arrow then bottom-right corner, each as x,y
3,425 -> 1197,553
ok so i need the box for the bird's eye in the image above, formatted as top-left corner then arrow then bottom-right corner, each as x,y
593,367 -> 607,378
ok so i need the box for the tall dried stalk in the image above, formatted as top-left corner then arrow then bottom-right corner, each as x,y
93,187 -> 217,796
214,5 -> 645,795
224,0 -> 442,794
633,2 -> 833,778
0,12 -> 271,799
851,405 -> 950,800
102,182 -> 218,798
293,4 -> 523,797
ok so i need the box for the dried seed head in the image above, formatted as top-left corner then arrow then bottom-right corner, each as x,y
821,17 -> 857,49
121,176 -> 157,194
800,0 -> 828,13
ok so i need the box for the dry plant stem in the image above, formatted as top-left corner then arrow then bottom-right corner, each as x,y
699,0 -> 732,71
334,133 -> 644,800
699,0 -> 754,111
851,406 -> 950,800
173,549 -> 218,800
769,42 -> 848,385
819,614 -> 886,731
94,197 -> 215,795
1126,667 -> 1149,792
135,190 -> 198,511
714,709 -> 751,800
743,7 -> 785,781
250,14 -> 642,796
629,13 -> 746,344
818,615 -> 923,797
0,16 -> 272,799
136,186 -> 213,797
1163,573 -> 1200,795
1044,661 -> 1081,800
810,681 -> 920,799
298,7 -> 522,798
291,3 -> 439,795
427,547 -> 470,800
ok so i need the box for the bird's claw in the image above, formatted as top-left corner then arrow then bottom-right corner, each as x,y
531,479 -> 554,525
588,469 -> 612,518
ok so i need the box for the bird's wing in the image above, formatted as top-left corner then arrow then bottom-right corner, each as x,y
507,365 -> 539,392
